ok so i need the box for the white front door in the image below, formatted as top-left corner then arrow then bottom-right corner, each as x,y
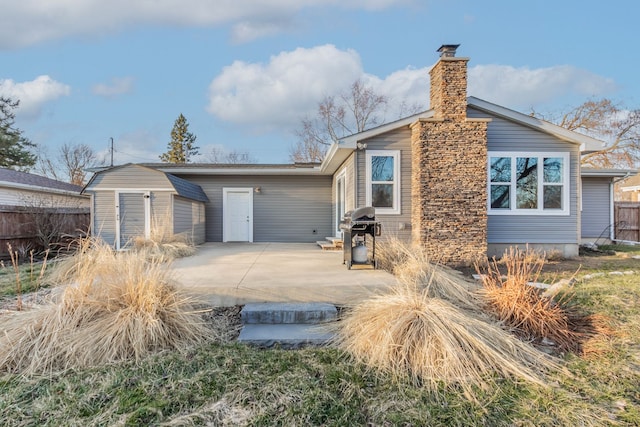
223,188 -> 253,242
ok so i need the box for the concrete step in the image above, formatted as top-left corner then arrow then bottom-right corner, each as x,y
325,237 -> 343,247
241,302 -> 337,324
237,323 -> 334,348
316,240 -> 340,250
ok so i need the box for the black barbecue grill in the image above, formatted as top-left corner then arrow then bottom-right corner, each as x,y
340,206 -> 381,269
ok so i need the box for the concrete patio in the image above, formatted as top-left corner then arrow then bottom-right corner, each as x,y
171,242 -> 398,306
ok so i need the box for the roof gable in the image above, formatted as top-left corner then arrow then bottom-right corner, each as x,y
467,97 -> 604,151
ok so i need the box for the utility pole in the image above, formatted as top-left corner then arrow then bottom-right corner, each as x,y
110,137 -> 114,167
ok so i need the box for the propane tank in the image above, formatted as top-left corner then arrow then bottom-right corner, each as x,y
352,242 -> 368,263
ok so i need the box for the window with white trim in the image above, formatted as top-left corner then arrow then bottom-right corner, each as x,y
366,150 -> 400,214
488,152 -> 570,215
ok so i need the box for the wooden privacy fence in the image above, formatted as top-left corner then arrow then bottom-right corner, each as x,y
0,206 -> 90,259
615,202 -> 640,243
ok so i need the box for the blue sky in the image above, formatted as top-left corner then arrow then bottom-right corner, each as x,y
1,0 -> 638,166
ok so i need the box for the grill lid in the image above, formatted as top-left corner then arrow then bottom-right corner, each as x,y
346,206 -> 375,222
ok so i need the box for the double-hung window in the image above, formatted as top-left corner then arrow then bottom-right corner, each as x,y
488,152 -> 570,215
366,150 -> 400,215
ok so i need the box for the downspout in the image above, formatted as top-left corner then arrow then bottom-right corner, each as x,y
610,181 -> 615,241
354,149 -> 358,208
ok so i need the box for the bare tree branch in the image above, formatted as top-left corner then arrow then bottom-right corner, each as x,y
37,143 -> 97,185
207,147 -> 255,164
532,98 -> 640,168
291,79 -> 408,163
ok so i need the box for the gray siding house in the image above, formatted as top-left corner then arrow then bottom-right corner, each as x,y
85,45 -> 630,264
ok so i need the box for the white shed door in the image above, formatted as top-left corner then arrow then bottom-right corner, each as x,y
117,192 -> 148,249
223,189 -> 253,242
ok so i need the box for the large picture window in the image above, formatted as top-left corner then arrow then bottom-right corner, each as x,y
366,150 -> 400,214
488,152 -> 569,215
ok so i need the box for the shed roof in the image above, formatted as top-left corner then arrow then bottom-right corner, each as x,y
83,164 -> 209,202
164,172 -> 209,202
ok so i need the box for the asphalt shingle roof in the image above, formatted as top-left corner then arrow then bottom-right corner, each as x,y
0,168 -> 83,193
165,173 -> 209,202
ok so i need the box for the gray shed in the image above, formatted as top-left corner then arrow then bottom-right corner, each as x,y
83,164 -> 209,249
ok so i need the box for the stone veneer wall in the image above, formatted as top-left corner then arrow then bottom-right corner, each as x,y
429,57 -> 469,121
411,119 -> 488,265
411,56 -> 489,266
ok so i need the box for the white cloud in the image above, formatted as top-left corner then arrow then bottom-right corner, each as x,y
206,45 -> 619,136
468,64 -> 617,109
92,76 -> 135,98
362,67 -> 430,117
207,45 -> 363,129
0,75 -> 71,117
230,19 -> 294,44
0,0 -> 407,48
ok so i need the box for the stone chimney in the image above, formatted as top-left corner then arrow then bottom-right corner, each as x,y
430,44 -> 468,121
410,44 -> 490,266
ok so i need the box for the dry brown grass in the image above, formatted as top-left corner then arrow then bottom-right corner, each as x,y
335,283 -> 556,398
477,247 -> 615,354
377,238 -> 479,310
132,213 -> 196,260
0,239 -> 211,375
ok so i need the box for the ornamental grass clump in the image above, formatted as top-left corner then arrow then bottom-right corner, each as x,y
477,246 -> 614,354
335,282 -> 555,397
132,213 -> 196,260
0,239 -> 210,375
377,238 -> 480,310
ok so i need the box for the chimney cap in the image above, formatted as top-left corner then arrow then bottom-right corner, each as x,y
437,44 -> 460,57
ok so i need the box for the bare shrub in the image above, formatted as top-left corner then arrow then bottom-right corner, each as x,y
545,249 -> 565,261
335,283 -> 555,398
0,239 -> 210,375
477,247 -> 615,354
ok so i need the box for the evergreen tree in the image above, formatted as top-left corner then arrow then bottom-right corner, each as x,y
0,97 -> 37,170
159,113 -> 199,163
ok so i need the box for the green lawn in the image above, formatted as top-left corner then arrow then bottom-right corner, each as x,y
0,249 -> 639,426
0,258 -> 49,299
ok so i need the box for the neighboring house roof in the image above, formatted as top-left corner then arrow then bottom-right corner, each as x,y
0,167 -> 85,196
83,163 -> 209,202
618,173 -> 640,192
